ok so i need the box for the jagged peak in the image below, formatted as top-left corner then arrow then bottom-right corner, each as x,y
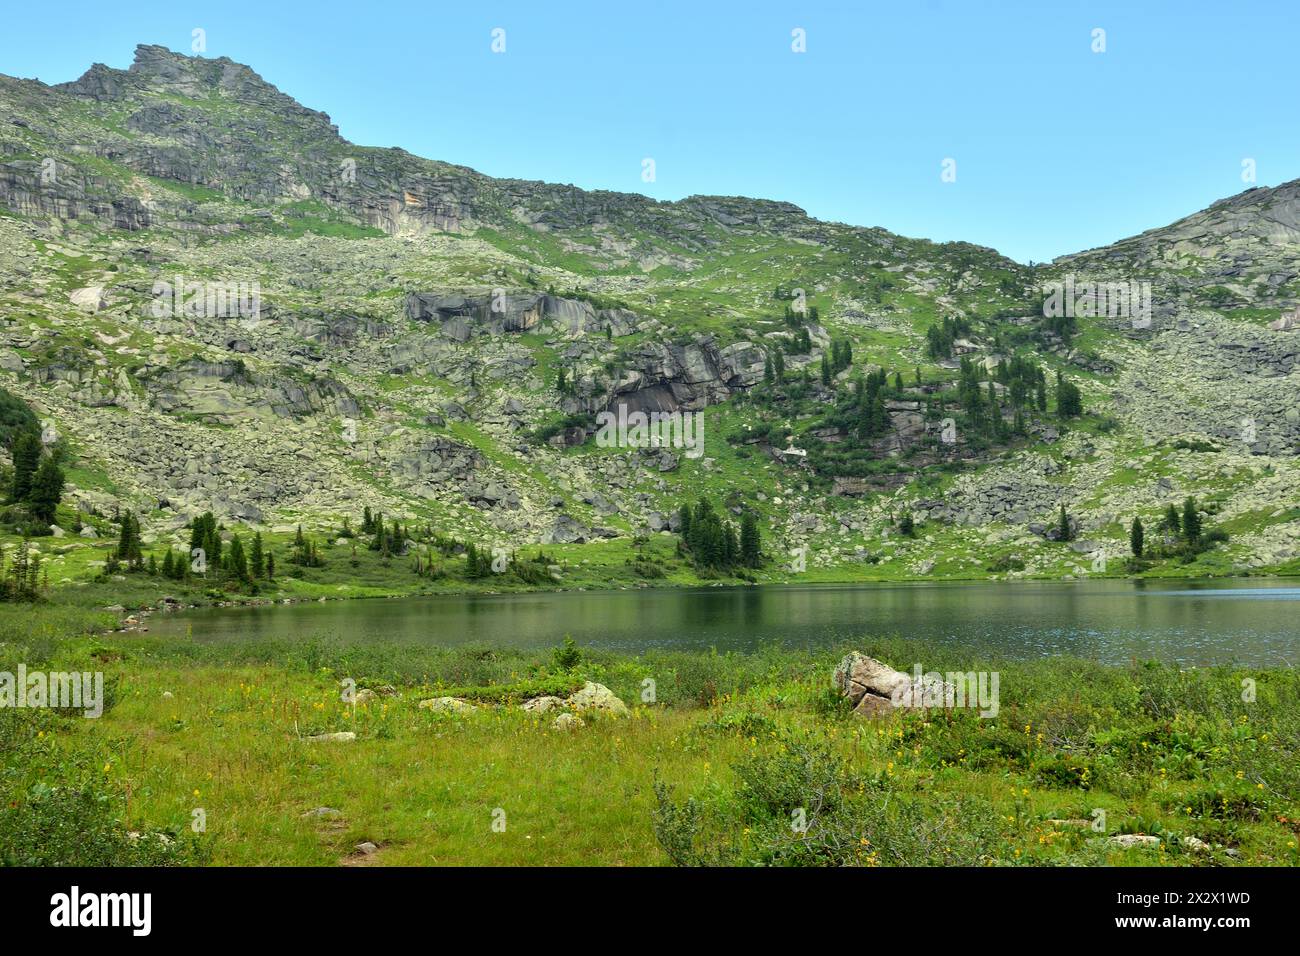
55,44 -> 334,129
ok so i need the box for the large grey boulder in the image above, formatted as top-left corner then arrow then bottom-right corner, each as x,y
832,652 -> 912,706
832,653 -> 956,716
542,514 -> 587,544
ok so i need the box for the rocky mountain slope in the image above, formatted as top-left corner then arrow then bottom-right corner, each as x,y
0,44 -> 1296,583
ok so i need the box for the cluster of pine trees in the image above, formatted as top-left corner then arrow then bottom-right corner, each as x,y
288,524 -> 324,568
458,542 -> 554,583
786,325 -> 814,354
1041,310 -> 1078,346
361,507 -> 408,557
0,539 -> 44,601
6,428 -> 64,534
819,339 -> 854,385
109,510 -> 276,587
1129,497 -> 1225,563
925,315 -> 973,359
1055,371 -> 1083,418
762,350 -> 786,384
105,509 -> 144,573
463,542 -> 499,578
953,359 -> 1020,441
744,318 -> 1089,481
993,355 -> 1049,411
676,498 -> 762,572
555,367 -> 577,396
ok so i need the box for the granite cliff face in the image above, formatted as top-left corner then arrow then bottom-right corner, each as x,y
0,44 -> 1296,576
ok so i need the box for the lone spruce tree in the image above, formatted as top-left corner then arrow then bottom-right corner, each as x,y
739,511 -> 762,568
250,531 -> 264,578
1056,504 -> 1073,542
1182,497 -> 1202,547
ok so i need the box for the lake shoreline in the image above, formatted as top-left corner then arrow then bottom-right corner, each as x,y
5,608 -> 1297,867
129,576 -> 1300,669
76,565 -> 1300,617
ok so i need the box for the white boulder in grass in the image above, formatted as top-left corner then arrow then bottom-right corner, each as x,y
565,682 -> 629,716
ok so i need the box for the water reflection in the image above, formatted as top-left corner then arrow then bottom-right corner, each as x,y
145,579 -> 1300,666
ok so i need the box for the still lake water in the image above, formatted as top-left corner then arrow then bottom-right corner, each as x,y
145,578 -> 1300,666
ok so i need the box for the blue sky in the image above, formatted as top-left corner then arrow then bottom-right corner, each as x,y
2,0 -> 1295,262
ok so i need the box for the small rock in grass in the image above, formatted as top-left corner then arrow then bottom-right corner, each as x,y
162,691 -> 174,699
418,696 -> 476,713
355,841 -> 378,855
521,695 -> 566,713
306,731 -> 356,743
1109,834 -> 1160,848
301,807 -> 343,819
1181,836 -> 1211,853
552,712 -> 584,731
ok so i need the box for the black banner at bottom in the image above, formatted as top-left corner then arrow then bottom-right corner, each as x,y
0,865 -> 1287,940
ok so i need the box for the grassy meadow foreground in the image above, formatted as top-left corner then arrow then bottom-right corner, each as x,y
1,603 -> 1298,867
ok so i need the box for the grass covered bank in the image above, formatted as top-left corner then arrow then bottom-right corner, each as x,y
1,604 -> 1297,866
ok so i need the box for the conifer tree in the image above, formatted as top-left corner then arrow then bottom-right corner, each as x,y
1163,503 -> 1181,536
28,456 -> 64,524
228,533 -> 249,583
117,511 -> 144,569
1056,503 -> 1073,542
1181,497 -> 1202,546
740,511 -> 762,568
9,430 -> 40,503
250,532 -> 265,578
